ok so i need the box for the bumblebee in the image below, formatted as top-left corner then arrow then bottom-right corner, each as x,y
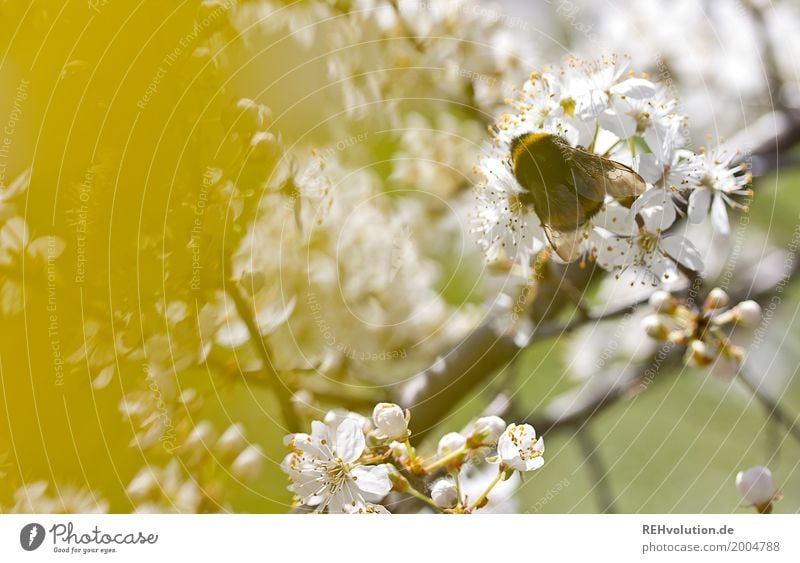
510,132 -> 646,262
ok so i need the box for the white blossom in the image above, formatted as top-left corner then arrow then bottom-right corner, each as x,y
282,418 -> 392,513
472,153 -> 547,278
593,222 -> 703,286
495,423 -> 545,472
687,148 -> 751,235
473,56 -> 737,284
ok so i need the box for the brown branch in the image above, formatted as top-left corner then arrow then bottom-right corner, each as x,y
225,281 -> 300,431
391,260 -> 600,436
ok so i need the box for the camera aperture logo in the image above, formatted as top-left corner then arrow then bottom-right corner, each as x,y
20,523 -> 45,551
19,522 -> 158,555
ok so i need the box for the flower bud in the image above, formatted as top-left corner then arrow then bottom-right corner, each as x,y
231,445 -> 264,483
430,478 -> 459,509
686,339 -> 713,367
372,402 -> 409,440
649,290 -> 674,313
388,440 -> 406,459
642,314 -> 668,340
437,432 -> 466,457
736,465 -> 775,507
704,288 -> 730,310
215,423 -> 248,459
735,300 -> 762,327
470,416 -> 506,446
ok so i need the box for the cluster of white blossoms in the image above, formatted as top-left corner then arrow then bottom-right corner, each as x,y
0,171 -> 66,316
125,419 -> 265,513
3,481 -> 107,514
562,0 -> 800,140
281,403 -> 543,513
474,56 -> 752,284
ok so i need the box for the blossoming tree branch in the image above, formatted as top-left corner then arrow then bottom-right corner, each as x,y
1,0 -> 798,515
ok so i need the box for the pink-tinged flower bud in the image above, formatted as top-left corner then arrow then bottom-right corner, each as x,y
736,465 -> 775,510
686,339 -> 713,367
430,478 -> 459,508
735,300 -> 762,327
372,403 -> 409,440
649,290 -> 674,313
704,288 -> 730,310
642,314 -> 668,340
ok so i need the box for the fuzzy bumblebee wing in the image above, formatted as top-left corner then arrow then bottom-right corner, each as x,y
566,146 -> 647,201
543,224 -> 586,263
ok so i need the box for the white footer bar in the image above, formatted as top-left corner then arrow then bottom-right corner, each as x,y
1,514 -> 798,562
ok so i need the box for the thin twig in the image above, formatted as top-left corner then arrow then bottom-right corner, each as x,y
225,281 -> 300,431
575,424 -> 618,514
736,368 -> 800,447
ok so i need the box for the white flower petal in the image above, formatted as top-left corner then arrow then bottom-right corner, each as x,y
599,110 -> 637,139
662,235 -> 703,272
688,188 -> 711,224
576,89 -> 609,120
0,217 -> 29,254
711,194 -> 730,235
591,204 -> 636,236
214,321 -> 249,348
640,201 -> 676,232
351,465 -> 392,498
635,153 -> 664,184
612,78 -> 657,99
293,433 -> 326,461
650,255 -> 678,282
335,418 -> 365,463
524,456 -> 545,472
